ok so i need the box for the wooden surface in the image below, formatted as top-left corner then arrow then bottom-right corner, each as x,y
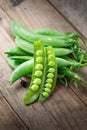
48,0 -> 87,39
0,93 -> 27,130
0,0 -> 87,130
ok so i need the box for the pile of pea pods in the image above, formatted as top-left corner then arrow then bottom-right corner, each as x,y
5,22 -> 87,105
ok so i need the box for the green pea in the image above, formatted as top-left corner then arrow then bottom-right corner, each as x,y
47,73 -> 54,78
48,61 -> 55,66
33,78 -> 41,85
45,83 -> 52,88
31,84 -> 39,91
47,51 -> 52,54
44,88 -> 51,93
46,78 -> 53,83
35,70 -> 42,77
48,68 -> 55,73
35,64 -> 43,70
48,54 -> 54,61
42,92 -> 49,97
36,57 -> 43,63
36,50 -> 43,56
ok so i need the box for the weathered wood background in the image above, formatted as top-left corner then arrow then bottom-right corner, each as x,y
0,0 -> 87,130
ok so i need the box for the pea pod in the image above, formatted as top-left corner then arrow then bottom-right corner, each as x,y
24,41 -> 46,105
33,28 -> 63,36
33,28 -> 83,42
10,22 -> 76,47
10,57 -> 87,84
7,56 -> 22,69
38,46 -> 57,102
15,36 -> 73,56
10,55 -> 32,61
10,58 -> 34,84
5,46 -> 29,56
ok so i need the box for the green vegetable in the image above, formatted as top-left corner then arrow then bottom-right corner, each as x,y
7,56 -> 22,69
10,56 -> 87,84
10,58 -> 34,84
15,36 -> 34,54
10,55 -> 32,61
59,67 -> 87,87
10,22 -> 76,47
33,28 -> 84,42
15,36 -> 73,56
5,46 -> 29,56
33,28 -> 63,36
24,41 -> 46,105
4,21 -> 87,105
38,46 -> 57,102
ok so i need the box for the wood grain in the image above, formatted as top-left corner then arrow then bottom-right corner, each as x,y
0,93 -> 27,130
48,0 -> 87,39
0,0 -> 87,130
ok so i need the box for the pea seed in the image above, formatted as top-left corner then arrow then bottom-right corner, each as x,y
46,78 -> 53,83
36,50 -> 43,56
42,92 -> 49,97
36,57 -> 43,63
47,73 -> 54,78
48,61 -> 55,66
35,70 -> 42,77
31,84 -> 39,91
35,64 -> 43,70
48,68 -> 55,73
48,54 -> 54,61
47,51 -> 52,54
33,78 -> 41,85
44,88 -> 51,93
45,83 -> 52,88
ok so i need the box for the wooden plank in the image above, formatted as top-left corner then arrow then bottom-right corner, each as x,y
43,84 -> 87,130
48,0 -> 87,39
0,93 -> 27,130
0,0 -> 5,6
0,0 -> 87,129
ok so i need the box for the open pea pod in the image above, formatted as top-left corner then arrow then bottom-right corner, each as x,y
38,46 -> 57,102
24,41 -> 46,105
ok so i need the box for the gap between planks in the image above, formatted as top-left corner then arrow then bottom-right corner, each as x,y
0,91 -> 28,130
0,90 -> 30,130
47,0 -> 87,41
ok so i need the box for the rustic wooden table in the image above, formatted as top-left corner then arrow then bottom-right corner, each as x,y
0,0 -> 87,130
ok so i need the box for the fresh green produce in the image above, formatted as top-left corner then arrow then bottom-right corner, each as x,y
24,41 -> 57,104
4,21 -> 87,105
24,41 -> 46,104
38,46 -> 57,102
58,67 -> 87,87
33,28 -> 64,36
10,57 -> 87,84
10,58 -> 33,84
7,56 -> 22,69
10,22 -> 77,47
10,55 -> 32,61
15,36 -> 73,56
5,46 -> 30,56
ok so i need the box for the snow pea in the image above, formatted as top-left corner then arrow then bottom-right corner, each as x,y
24,41 -> 45,105
15,36 -> 73,56
38,46 -> 57,102
10,56 -> 87,84
10,22 -> 76,47
5,46 -> 29,56
33,28 -> 63,36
